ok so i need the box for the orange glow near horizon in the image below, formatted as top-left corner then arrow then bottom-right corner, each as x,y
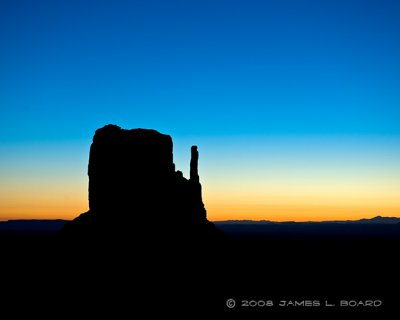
1,137 -> 399,222
1,186 -> 399,222
1,171 -> 400,221
0,179 -> 88,221
1,167 -> 400,221
206,203 -> 400,222
1,203 -> 399,222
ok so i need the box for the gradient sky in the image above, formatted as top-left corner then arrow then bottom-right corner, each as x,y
1,0 -> 399,221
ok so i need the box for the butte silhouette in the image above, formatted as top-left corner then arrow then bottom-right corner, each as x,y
62,124 -> 221,243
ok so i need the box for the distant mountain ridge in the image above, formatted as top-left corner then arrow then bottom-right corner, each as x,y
215,216 -> 400,239
0,219 -> 69,232
215,216 -> 400,225
1,216 -> 399,233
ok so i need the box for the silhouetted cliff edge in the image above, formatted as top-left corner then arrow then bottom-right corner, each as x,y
62,124 -> 221,244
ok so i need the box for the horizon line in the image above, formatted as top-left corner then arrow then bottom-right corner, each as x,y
1,214 -> 400,223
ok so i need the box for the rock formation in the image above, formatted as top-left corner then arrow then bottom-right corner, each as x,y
62,124 -> 220,242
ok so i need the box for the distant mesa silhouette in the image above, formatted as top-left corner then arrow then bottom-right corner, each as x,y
215,216 -> 400,225
62,124 -> 221,242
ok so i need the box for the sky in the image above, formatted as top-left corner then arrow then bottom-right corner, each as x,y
0,0 -> 399,221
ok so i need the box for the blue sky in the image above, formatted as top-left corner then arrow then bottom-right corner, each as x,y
0,0 -> 399,220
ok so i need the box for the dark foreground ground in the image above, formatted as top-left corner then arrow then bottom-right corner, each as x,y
1,222 -> 399,317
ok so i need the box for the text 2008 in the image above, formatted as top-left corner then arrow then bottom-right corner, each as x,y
241,300 -> 274,307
